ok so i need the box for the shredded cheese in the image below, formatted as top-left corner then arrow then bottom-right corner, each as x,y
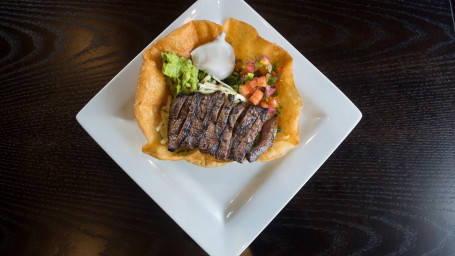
198,75 -> 246,103
157,95 -> 172,145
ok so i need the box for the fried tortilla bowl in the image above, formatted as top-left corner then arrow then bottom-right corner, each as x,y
134,18 -> 302,167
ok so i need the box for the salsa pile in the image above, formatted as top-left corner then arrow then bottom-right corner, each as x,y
223,56 -> 282,114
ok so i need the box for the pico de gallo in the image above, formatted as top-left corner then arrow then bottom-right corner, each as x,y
223,56 -> 283,114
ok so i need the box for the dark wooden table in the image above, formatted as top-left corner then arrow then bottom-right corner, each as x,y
2,0 -> 455,255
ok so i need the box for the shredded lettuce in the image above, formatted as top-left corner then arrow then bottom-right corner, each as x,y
198,75 -> 246,103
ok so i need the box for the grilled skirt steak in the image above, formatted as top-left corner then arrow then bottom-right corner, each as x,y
233,105 -> 264,137
166,93 -> 277,162
199,92 -> 226,155
181,93 -> 217,150
229,106 -> 264,157
215,94 -> 235,137
229,106 -> 267,162
168,95 -> 191,151
246,115 -> 277,162
215,102 -> 247,160
168,93 -> 202,152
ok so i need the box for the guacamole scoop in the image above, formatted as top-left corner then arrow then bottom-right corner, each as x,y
161,52 -> 199,97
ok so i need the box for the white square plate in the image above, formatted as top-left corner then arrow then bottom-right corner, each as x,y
76,0 -> 362,255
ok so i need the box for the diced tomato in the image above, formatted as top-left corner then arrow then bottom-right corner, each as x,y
267,98 -> 279,109
257,76 -> 267,87
244,61 -> 258,74
259,56 -> 270,65
259,65 -> 272,75
260,100 -> 269,108
276,66 -> 283,74
249,89 -> 263,105
258,56 -> 272,75
246,79 -> 258,90
239,85 -> 251,97
259,65 -> 267,75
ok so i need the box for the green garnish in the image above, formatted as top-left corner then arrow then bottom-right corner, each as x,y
255,56 -> 264,69
161,52 -> 199,97
198,70 -> 215,83
222,71 -> 242,93
272,62 -> 280,73
267,76 -> 276,85
198,70 -> 208,80
244,73 -> 254,82
276,104 -> 283,115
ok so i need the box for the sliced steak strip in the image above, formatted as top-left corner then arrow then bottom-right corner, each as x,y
198,92 -> 225,155
215,103 -> 247,160
181,93 -> 217,150
215,94 -> 235,137
246,115 -> 278,162
169,95 -> 187,117
233,105 -> 259,137
228,106 -> 263,157
168,95 -> 190,151
168,93 -> 202,151
229,107 -> 267,162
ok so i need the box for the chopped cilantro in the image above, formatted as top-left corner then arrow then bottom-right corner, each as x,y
267,76 -> 276,85
272,62 -> 280,73
222,71 -> 242,93
255,56 -> 263,68
275,104 -> 283,115
231,84 -> 240,93
198,70 -> 208,80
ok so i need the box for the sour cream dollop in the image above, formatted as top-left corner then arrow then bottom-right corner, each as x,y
190,32 -> 235,80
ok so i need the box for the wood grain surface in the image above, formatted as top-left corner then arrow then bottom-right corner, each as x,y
1,0 -> 455,255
